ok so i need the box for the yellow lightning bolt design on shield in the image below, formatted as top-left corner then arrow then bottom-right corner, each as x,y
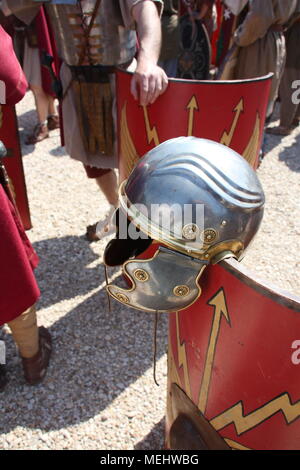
220,98 -> 244,147
168,330 -> 182,388
224,439 -> 251,450
142,105 -> 160,146
210,393 -> 300,435
176,312 -> 192,399
120,101 -> 139,177
198,289 -> 231,414
242,112 -> 261,167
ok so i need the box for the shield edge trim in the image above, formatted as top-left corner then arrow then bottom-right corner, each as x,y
221,258 -> 300,312
116,68 -> 273,86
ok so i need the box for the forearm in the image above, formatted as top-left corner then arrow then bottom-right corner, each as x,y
132,0 -> 162,67
128,0 -> 168,106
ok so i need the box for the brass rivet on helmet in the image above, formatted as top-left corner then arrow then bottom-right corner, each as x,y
182,223 -> 199,240
114,292 -> 130,304
133,269 -> 150,282
201,228 -> 218,244
173,285 -> 190,297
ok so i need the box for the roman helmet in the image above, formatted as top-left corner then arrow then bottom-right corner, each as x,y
104,137 -> 265,313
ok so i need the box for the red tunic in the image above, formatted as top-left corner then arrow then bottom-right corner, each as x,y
0,26 -> 40,325
0,186 -> 40,325
0,25 -> 27,105
35,6 -> 60,99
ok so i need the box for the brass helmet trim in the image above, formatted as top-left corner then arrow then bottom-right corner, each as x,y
118,181 -> 245,263
119,181 -> 209,260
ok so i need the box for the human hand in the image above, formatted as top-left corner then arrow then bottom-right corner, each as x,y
130,62 -> 168,106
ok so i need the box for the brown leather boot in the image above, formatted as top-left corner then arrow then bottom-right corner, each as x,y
25,122 -> 49,145
21,326 -> 52,385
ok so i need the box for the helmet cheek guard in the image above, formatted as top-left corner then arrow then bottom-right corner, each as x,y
106,246 -> 207,313
104,137 -> 265,313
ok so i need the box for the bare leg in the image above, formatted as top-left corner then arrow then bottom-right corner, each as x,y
25,85 -> 49,144
47,95 -> 60,130
48,96 -> 57,117
30,84 -> 50,124
95,169 -> 119,207
86,170 -> 119,241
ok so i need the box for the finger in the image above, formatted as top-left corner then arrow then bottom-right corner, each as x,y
130,75 -> 139,101
147,74 -> 158,105
138,74 -> 150,107
149,80 -> 162,104
161,72 -> 169,94
149,72 -> 168,104
157,69 -> 168,94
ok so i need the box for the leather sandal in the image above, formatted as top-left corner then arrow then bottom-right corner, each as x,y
86,204 -> 117,242
86,222 -> 100,242
22,326 -> 52,385
25,122 -> 49,145
47,114 -> 60,131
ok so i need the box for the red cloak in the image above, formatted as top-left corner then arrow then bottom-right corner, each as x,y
0,25 -> 27,105
0,26 -> 40,325
0,185 -> 40,325
35,6 -> 60,98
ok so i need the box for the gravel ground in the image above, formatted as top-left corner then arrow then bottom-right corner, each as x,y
0,91 -> 299,450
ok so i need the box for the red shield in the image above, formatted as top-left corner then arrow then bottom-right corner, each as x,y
167,260 -> 300,450
116,70 -> 272,180
0,104 -> 31,229
116,71 -> 291,450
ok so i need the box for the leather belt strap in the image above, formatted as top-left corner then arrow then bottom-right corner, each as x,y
69,65 -> 115,83
77,0 -> 102,66
69,58 -> 132,84
269,24 -> 284,32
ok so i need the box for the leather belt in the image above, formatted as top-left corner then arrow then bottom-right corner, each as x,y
70,65 -> 115,83
269,24 -> 284,32
69,59 -> 132,83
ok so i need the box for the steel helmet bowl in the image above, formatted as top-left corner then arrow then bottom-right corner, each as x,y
104,137 -> 265,313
